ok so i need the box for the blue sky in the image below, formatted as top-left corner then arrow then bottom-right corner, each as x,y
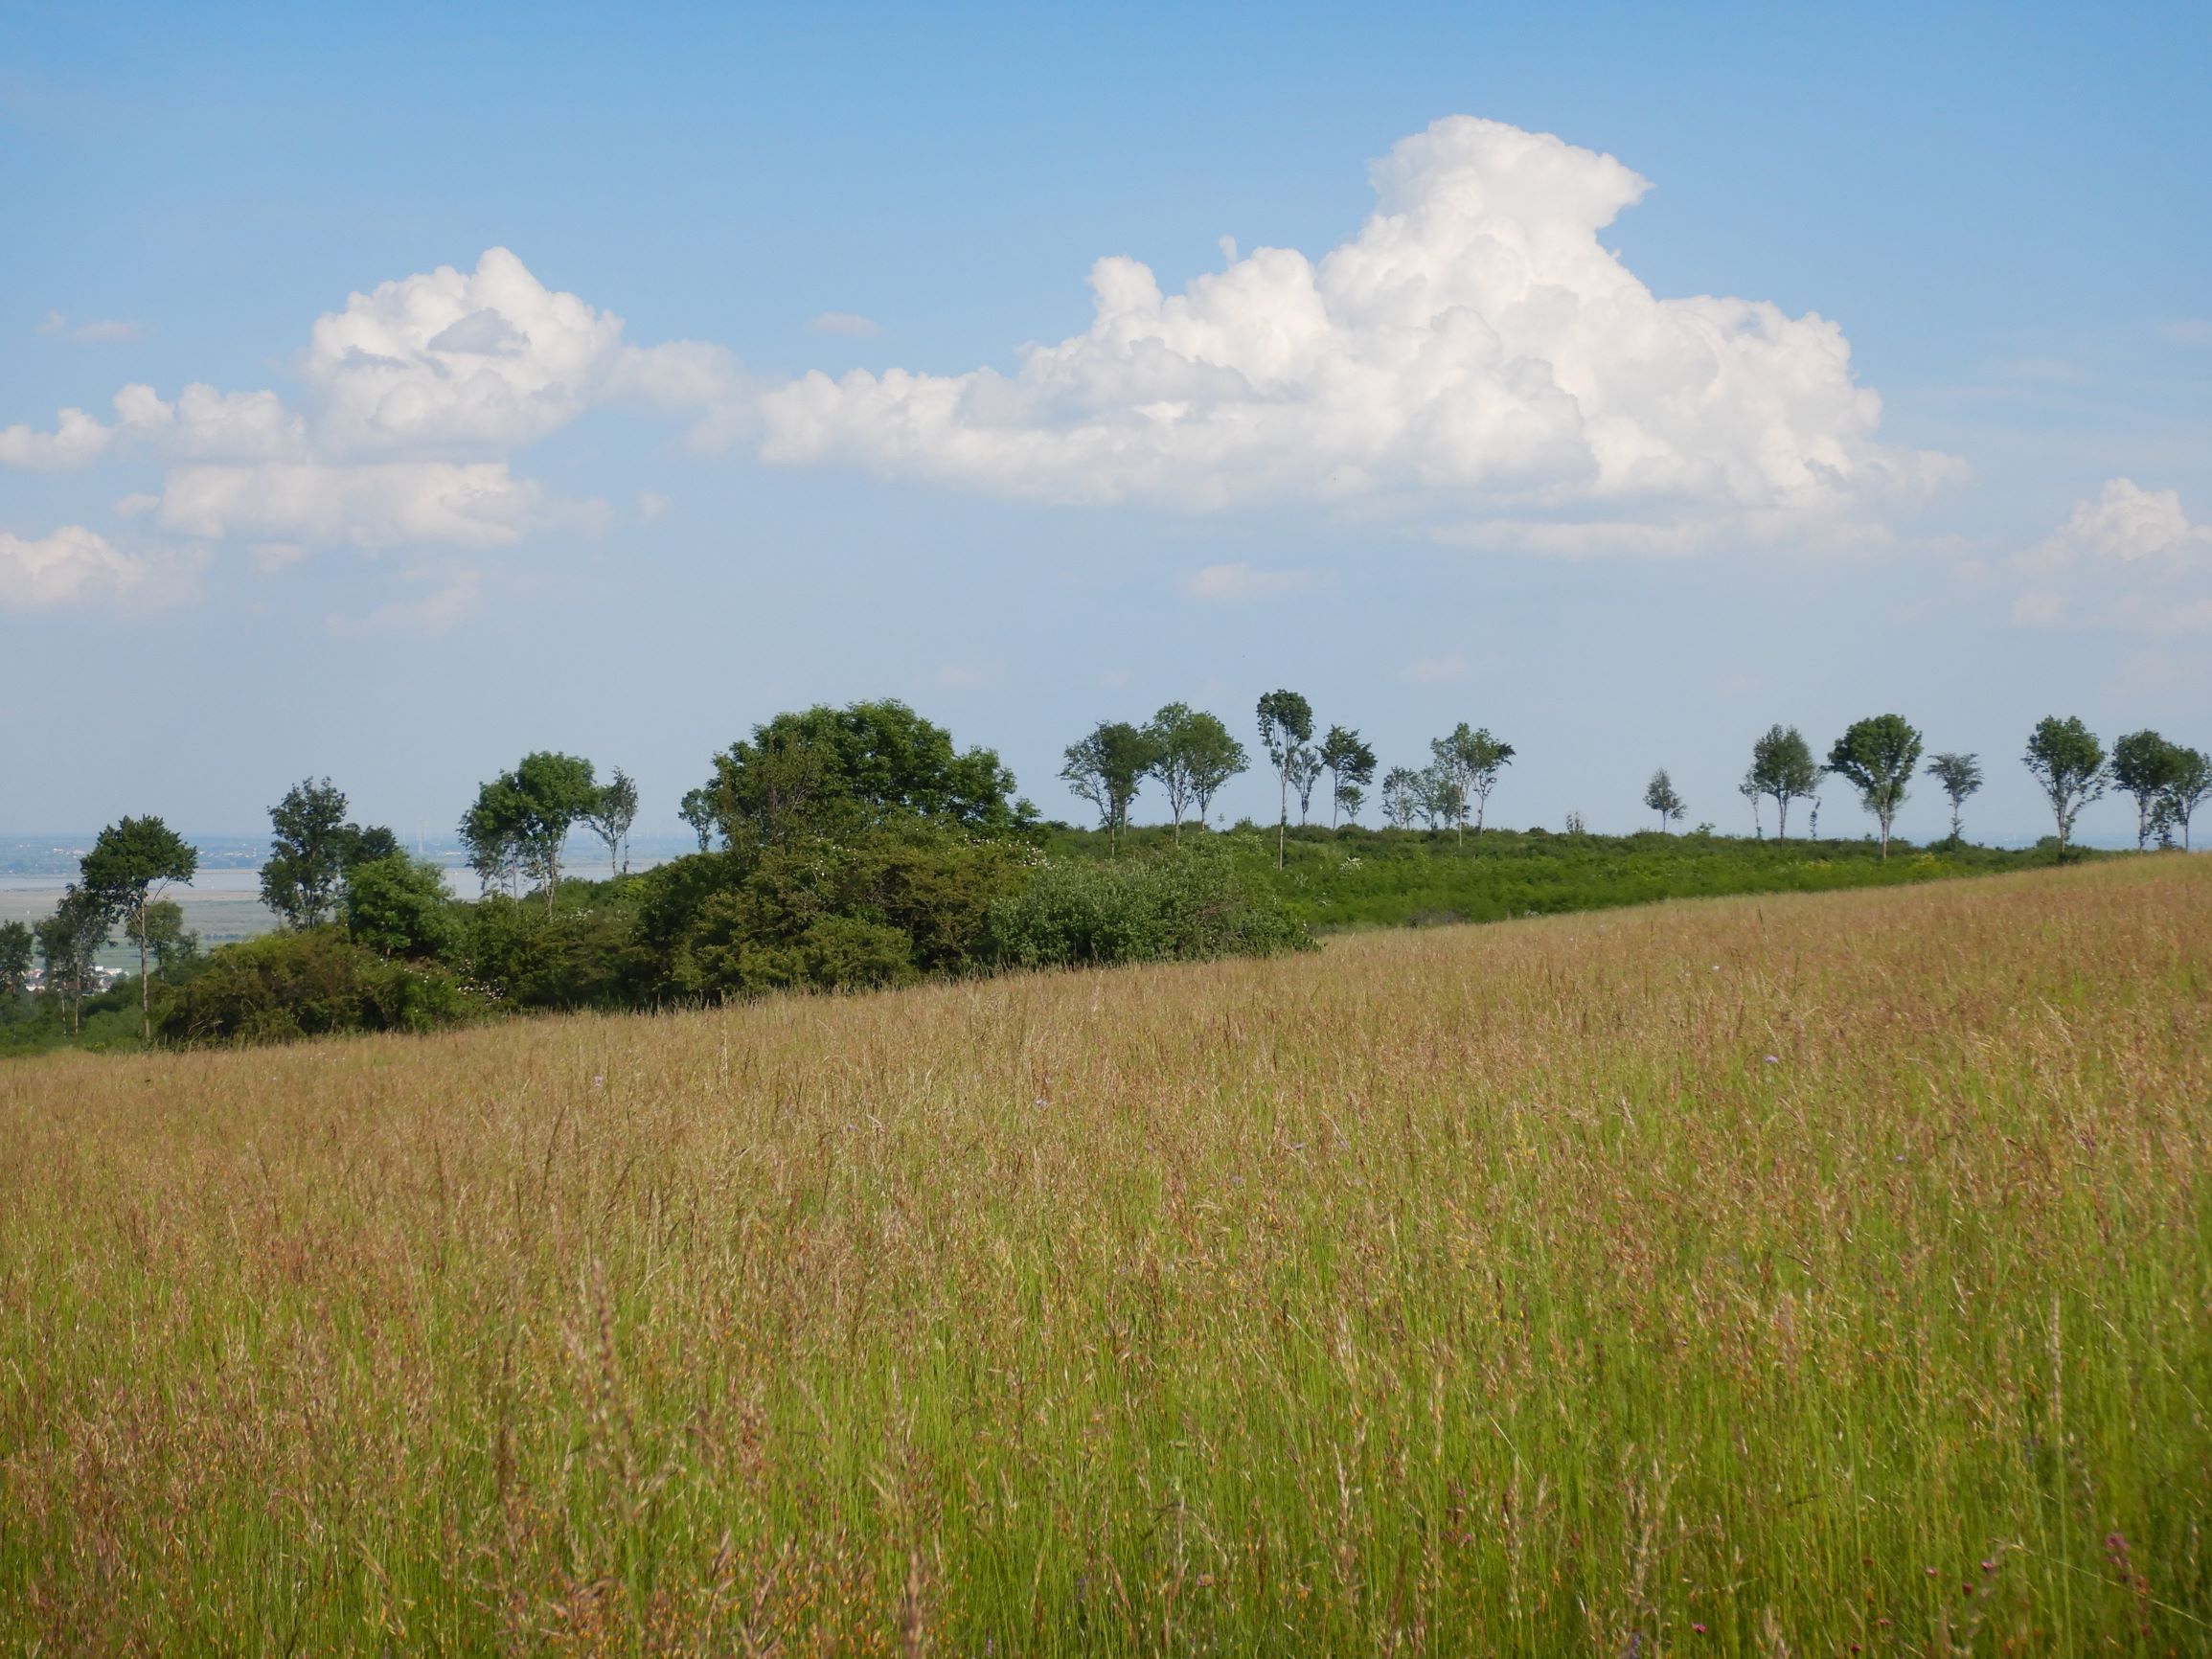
4,0 -> 2208,846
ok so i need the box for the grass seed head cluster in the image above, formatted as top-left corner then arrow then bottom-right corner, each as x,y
3,858 -> 2208,1652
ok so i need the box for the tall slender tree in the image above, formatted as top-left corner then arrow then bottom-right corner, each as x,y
1644,768 -> 1686,831
2023,716 -> 2107,861
2158,746 -> 2210,851
1924,752 -> 1983,846
1380,766 -> 1424,830
0,920 -> 34,1001
582,768 -> 640,875
1256,691 -> 1314,869
1318,726 -> 1377,829
80,815 -> 198,1041
1825,715 -> 1923,858
34,889 -> 109,1034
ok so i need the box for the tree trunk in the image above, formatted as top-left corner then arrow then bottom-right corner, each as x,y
1277,771 -> 1288,870
138,914 -> 150,1043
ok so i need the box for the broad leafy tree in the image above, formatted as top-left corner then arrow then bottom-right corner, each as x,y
707,700 -> 1033,848
1145,704 -> 1247,839
1380,766 -> 1424,830
81,815 -> 198,1040
344,854 -> 458,958
1644,768 -> 1686,831
1318,726 -> 1377,829
1924,752 -> 1983,845
2111,730 -> 2182,850
261,778 -> 399,927
1826,715 -> 1923,858
0,920 -> 33,1000
1420,762 -> 1463,832
582,768 -> 640,875
1061,721 -> 1156,853
2158,746 -> 2210,851
1255,690 -> 1314,868
34,888 -> 109,1034
143,900 -> 199,978
2023,716 -> 2108,860
1745,725 -> 1820,842
1430,724 -> 1514,843
462,752 -> 601,906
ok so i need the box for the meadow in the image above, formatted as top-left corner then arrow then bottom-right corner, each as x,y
3,856 -> 2207,1653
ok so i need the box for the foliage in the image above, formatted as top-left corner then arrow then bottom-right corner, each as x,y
461,752 -> 601,904
1255,689 -> 1314,867
343,854 -> 459,959
1429,723 -> 1514,841
80,815 -> 199,1040
33,888 -> 109,1033
260,779 -> 397,928
581,768 -> 640,875
155,931 -> 478,1045
1318,726 -> 1377,830
1144,702 -> 1248,836
985,847 -> 1311,968
1380,766 -> 1423,830
1643,767 -> 1686,831
704,700 -> 1034,847
2023,715 -> 2108,860
1745,724 -> 1820,840
2159,745 -> 2210,850
1825,714 -> 1923,856
0,921 -> 31,999
1060,720 -> 1156,852
1924,751 -> 1983,842
2110,728 -> 2183,850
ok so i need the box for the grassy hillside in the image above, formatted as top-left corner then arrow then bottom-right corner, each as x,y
1045,820 -> 2074,932
3,858 -> 2207,1652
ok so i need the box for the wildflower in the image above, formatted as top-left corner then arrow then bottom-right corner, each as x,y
1763,1054 -> 1779,1064
1692,1623 -> 1707,1635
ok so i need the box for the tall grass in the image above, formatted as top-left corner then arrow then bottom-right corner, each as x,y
3,857 -> 2208,1653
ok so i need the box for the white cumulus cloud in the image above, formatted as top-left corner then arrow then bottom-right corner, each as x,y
755,116 -> 1954,544
0,525 -> 195,609
2010,478 -> 2212,633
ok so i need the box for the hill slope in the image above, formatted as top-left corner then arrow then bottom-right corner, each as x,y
4,858 -> 2208,1651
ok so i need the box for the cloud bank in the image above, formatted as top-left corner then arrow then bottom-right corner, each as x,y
2010,478 -> 2212,633
756,117 -> 1956,545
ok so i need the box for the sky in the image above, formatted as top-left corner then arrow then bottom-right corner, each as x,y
4,0 -> 2208,847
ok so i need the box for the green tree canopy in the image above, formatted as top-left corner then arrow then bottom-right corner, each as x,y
1319,726 -> 1377,828
1430,724 -> 1515,843
35,887 -> 111,1034
261,778 -> 399,928
1380,766 -> 1424,830
462,752 -> 600,906
81,815 -> 198,1039
1826,715 -> 1924,857
582,768 -> 640,875
706,700 -> 1033,848
1061,721 -> 1157,852
0,920 -> 33,1000
1745,726 -> 1820,842
2023,716 -> 2108,860
1644,768 -> 1686,831
344,854 -> 459,959
1255,690 -> 1314,868
1924,752 -> 1983,845
2158,746 -> 2210,851
1144,704 -> 1247,838
2111,729 -> 2183,850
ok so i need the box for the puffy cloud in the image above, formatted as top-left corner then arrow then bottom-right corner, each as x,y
0,525 -> 194,609
154,463 -> 580,548
0,382 -> 304,469
1177,561 -> 1321,601
756,116 -> 1954,544
2010,478 -> 2212,633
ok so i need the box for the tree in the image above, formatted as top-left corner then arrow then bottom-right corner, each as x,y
2023,716 -> 2108,861
1644,768 -> 1686,831
705,700 -> 1033,848
582,768 -> 640,875
1825,715 -> 1924,858
2111,730 -> 2183,850
34,888 -> 109,1034
1334,782 -> 1365,824
1318,727 -> 1377,830
344,854 -> 458,958
462,752 -> 601,907
0,920 -> 33,1000
1255,691 -> 1314,869
1380,766 -> 1424,830
144,899 -> 199,978
1430,724 -> 1514,844
678,786 -> 719,852
1145,704 -> 1247,839
1745,726 -> 1820,842
1286,746 -> 1324,825
1419,762 -> 1463,832
81,815 -> 198,1041
1060,721 -> 1156,853
1924,752 -> 1983,846
260,779 -> 399,928
2158,746 -> 2210,851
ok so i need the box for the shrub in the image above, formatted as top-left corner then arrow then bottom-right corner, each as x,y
343,854 -> 458,959
987,849 -> 1311,969
157,932 -> 478,1045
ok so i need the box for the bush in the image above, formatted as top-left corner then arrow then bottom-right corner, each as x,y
344,854 -> 458,959
157,931 -> 479,1045
987,849 -> 1311,969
